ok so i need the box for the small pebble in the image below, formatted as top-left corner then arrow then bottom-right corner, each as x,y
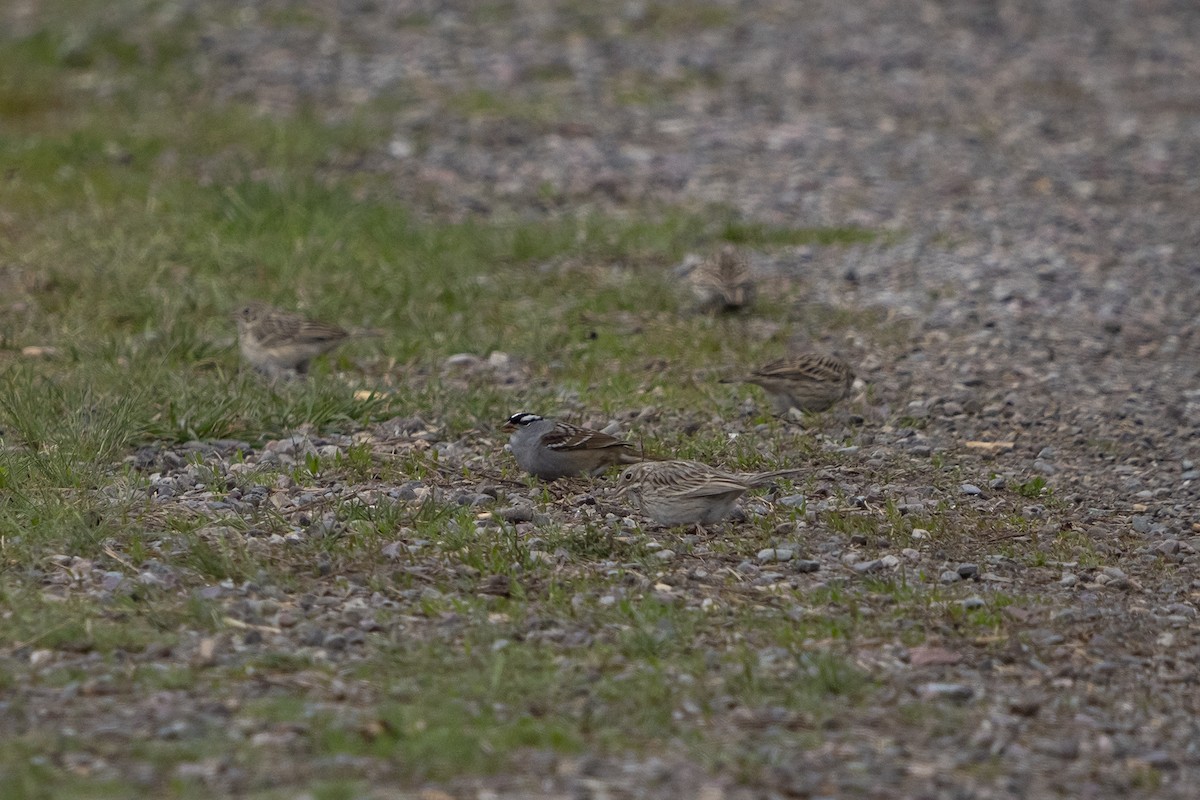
497,505 -> 535,523
299,627 -> 325,647
757,548 -> 795,563
1140,751 -> 1178,770
1153,539 -> 1181,556
1033,737 -> 1080,760
919,683 -> 974,701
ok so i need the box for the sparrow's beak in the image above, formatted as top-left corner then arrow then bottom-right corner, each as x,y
501,422 -> 516,433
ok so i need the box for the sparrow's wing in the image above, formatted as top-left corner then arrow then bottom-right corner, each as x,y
754,354 -> 851,383
649,461 -> 749,498
290,319 -> 351,344
540,424 -> 632,452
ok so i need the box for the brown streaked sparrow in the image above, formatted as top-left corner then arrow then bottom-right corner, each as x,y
690,245 -> 755,314
234,302 -> 377,378
615,459 -> 803,527
723,352 -> 855,414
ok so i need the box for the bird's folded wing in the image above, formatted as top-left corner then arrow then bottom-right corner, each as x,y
670,476 -> 750,498
293,321 -> 350,343
541,428 -> 629,452
754,357 -> 842,382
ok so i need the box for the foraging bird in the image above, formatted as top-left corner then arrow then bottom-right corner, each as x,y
690,245 -> 755,314
723,353 -> 855,415
615,459 -> 803,527
502,412 -> 652,480
233,302 -> 375,378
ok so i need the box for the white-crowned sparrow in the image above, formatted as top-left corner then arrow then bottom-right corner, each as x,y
502,412 -> 651,480
722,353 -> 855,414
690,245 -> 755,313
615,459 -> 803,527
234,302 -> 376,378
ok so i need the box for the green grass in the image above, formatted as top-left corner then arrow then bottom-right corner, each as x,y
719,221 -> 879,247
0,3 -> 1050,797
294,598 -> 876,780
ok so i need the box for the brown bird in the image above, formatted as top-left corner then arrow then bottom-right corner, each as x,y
723,353 -> 855,415
690,245 -> 755,314
233,302 -> 376,378
615,459 -> 804,527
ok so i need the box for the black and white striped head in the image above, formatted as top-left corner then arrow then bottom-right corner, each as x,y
502,412 -> 543,432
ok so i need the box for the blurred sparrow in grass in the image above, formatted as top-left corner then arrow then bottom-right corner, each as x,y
503,412 -> 653,480
615,459 -> 803,527
723,352 -> 855,415
690,245 -> 755,314
234,302 -> 376,378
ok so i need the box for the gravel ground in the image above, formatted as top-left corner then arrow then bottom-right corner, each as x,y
8,0 -> 1200,797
